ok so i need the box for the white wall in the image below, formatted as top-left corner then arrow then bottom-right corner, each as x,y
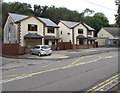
74,24 -> 87,44
4,16 -> 18,43
58,22 -> 72,43
98,28 -> 114,39
20,17 -> 44,46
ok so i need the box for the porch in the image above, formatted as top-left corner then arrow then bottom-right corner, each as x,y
44,35 -> 60,50
24,33 -> 43,53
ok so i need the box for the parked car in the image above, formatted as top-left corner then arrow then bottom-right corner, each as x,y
30,45 -> 52,56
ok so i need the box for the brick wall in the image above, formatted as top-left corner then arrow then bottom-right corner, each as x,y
76,45 -> 89,49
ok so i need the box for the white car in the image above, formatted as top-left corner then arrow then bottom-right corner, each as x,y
30,45 -> 52,56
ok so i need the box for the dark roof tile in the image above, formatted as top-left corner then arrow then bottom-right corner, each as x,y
103,27 -> 120,37
24,33 -> 43,38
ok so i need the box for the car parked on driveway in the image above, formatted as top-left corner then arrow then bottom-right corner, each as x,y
30,45 -> 52,56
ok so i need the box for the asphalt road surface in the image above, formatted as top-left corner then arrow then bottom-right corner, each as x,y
2,51 -> 119,91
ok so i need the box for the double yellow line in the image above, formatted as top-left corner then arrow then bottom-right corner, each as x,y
86,73 -> 120,93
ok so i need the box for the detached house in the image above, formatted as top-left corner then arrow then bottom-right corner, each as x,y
97,27 -> 120,46
4,13 -> 59,54
58,20 -> 96,49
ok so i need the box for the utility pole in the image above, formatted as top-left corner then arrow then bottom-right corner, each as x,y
115,0 -> 120,27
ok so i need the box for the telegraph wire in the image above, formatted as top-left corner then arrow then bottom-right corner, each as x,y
83,0 -> 117,11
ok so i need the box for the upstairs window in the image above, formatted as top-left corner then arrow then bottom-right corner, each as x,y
48,27 -> 54,33
88,31 -> 92,35
28,24 -> 37,31
78,29 -> 83,34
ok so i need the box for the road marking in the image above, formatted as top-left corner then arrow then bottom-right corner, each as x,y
86,73 -> 120,92
41,56 -> 69,59
93,77 -> 119,92
71,56 -> 92,65
1,55 -> 114,84
1,67 -> 63,84
64,56 -> 113,69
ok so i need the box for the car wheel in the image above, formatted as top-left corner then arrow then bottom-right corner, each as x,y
49,53 -> 52,55
38,52 -> 41,57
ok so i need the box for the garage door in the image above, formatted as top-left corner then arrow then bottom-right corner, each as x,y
26,39 -> 42,47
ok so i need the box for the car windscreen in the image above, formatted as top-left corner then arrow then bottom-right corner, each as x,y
33,46 -> 40,49
41,46 -> 50,49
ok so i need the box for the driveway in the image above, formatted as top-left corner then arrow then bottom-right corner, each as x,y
6,47 -> 118,60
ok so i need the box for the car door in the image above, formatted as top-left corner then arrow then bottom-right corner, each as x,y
32,46 -> 39,54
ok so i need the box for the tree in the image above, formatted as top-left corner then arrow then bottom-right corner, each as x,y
83,13 -> 109,36
33,5 -> 48,17
2,2 -> 33,26
40,6 -> 81,23
82,8 -> 94,16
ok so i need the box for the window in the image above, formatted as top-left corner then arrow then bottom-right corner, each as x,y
78,29 -> 83,34
28,24 -> 37,31
34,46 -> 40,49
41,46 -> 50,49
88,31 -> 92,35
48,27 -> 54,33
8,27 -> 10,33
61,31 -> 62,35
68,33 -> 70,35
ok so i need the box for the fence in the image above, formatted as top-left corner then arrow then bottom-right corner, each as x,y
2,43 -> 19,55
57,42 -> 72,50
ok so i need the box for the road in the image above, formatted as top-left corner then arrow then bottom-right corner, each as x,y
2,51 -> 119,91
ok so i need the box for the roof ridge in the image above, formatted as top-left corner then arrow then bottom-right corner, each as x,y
38,17 -> 50,20
8,12 -> 29,17
60,20 -> 79,23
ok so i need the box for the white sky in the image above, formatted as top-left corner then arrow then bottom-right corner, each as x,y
4,0 -> 118,24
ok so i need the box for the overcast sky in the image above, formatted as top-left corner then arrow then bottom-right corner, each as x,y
4,0 -> 118,24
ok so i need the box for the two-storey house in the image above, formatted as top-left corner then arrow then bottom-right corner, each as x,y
4,13 -> 59,54
58,20 -> 96,49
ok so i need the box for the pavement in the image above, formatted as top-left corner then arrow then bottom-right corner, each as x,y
3,47 -> 119,60
1,47 -> 119,71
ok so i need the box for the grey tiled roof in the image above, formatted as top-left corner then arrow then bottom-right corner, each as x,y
60,20 -> 80,28
60,20 -> 95,31
88,37 -> 96,40
8,13 -> 29,22
8,13 -> 59,27
38,17 -> 59,27
44,35 -> 59,40
76,35 -> 87,39
103,27 -> 120,37
24,33 -> 43,38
